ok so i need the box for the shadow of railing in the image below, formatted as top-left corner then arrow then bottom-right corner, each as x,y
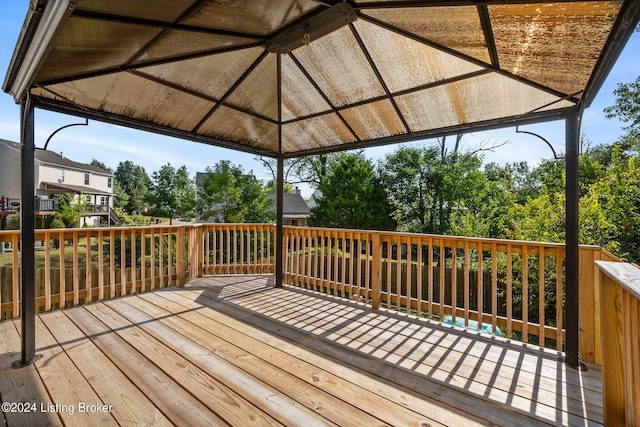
186,275 -> 602,426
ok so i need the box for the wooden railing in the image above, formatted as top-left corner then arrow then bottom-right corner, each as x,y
0,224 -> 619,364
596,261 -> 640,426
283,226 -> 619,363
199,223 -> 275,275
0,226 -> 195,320
0,224 -> 275,321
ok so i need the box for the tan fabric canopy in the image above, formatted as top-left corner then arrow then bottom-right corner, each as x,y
4,0 -> 640,158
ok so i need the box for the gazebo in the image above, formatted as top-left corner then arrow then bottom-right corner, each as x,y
3,0 -> 639,388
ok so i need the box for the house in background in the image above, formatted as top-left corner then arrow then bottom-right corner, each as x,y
0,138 -> 118,228
195,171 -> 310,225
267,188 -> 310,226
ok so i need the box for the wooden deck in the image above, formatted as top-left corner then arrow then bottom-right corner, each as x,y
0,274 -> 603,426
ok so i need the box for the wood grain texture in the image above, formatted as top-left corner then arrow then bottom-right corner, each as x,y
2,274 -> 605,427
598,269 -> 626,427
39,310 -> 172,427
0,321 -> 61,427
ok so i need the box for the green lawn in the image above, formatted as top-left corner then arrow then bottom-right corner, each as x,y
0,238 -> 98,269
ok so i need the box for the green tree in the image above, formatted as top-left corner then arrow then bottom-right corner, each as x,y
264,180 -> 293,194
114,161 -> 151,213
484,161 -> 539,205
293,153 -> 336,187
197,161 -> 273,223
580,148 -> 640,261
309,153 -> 396,230
51,193 -> 88,228
6,213 -> 20,230
604,75 -> 640,150
380,145 -> 484,234
90,159 -> 112,173
148,164 -> 195,224
450,179 -> 518,239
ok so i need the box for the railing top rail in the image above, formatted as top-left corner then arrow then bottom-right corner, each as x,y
0,224 -> 605,251
198,223 -> 276,227
595,261 -> 640,301
283,225 -> 603,250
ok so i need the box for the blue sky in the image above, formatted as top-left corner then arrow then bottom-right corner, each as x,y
1,3 -> 638,198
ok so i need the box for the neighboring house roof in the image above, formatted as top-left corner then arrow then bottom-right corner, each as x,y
306,189 -> 322,210
35,148 -> 112,175
266,191 -> 310,216
42,182 -> 112,196
0,139 -> 112,176
194,172 -> 208,189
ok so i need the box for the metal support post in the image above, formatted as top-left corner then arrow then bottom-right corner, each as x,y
275,154 -> 284,288
15,94 -> 41,367
565,108 -> 585,370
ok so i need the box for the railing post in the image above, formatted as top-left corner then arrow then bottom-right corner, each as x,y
371,232 -> 381,310
176,226 -> 186,287
596,261 -> 640,426
578,246 -> 599,364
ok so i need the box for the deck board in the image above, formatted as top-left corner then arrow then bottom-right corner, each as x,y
229,286 -> 602,418
0,321 -> 60,427
1,274 -> 603,426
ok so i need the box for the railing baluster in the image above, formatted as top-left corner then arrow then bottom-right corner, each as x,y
395,236 -> 401,310
109,229 -> 115,298
140,229 -> 146,292
176,227 -> 185,287
341,231 -> 347,295
253,225 -> 258,275
522,245 -> 529,343
321,230 -> 327,292
240,226 -> 245,273
364,233 -> 370,302
556,247 -> 563,346
44,231 -> 51,311
97,230 -> 104,301
73,230 -> 79,305
477,241 -> 483,331
463,240 -> 469,326
507,243 -> 513,338
85,230 -> 92,303
305,229 -> 311,289
150,228 -> 156,290
492,242 -> 498,334
131,228 -> 137,294
121,229 -> 127,294
539,245 -> 545,345
405,236 -> 412,314
417,236 -> 423,317
159,228 -> 165,289
451,240 -> 457,323
12,233 -> 19,317
334,231 -> 340,295
428,237 -> 434,320
439,238 -> 445,320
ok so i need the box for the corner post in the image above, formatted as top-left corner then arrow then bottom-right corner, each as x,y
18,94 -> 38,366
565,108 -> 583,370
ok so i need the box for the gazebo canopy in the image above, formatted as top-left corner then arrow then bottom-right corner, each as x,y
4,0 -> 640,158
